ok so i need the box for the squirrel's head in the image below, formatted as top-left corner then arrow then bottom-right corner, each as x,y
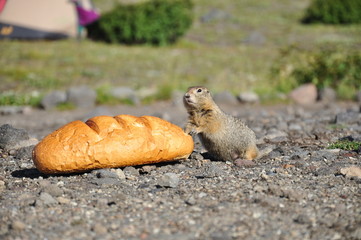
183,86 -> 213,110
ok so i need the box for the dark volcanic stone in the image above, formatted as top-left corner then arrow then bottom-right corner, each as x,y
14,145 -> 35,160
0,124 -> 30,150
335,111 -> 360,124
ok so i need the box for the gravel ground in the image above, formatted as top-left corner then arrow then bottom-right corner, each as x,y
0,101 -> 360,240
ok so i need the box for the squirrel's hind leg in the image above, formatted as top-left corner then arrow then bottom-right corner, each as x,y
231,145 -> 258,161
244,145 -> 259,160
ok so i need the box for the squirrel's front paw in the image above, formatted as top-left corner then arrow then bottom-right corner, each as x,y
184,127 -> 197,136
188,129 -> 198,136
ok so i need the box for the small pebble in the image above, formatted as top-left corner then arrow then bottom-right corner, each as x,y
98,169 -> 118,179
190,152 -> 204,161
260,172 -> 270,181
9,149 -> 16,156
234,159 -> 256,168
185,196 -> 197,205
92,178 -> 120,186
38,179 -> 51,187
11,220 -> 26,231
43,184 -> 63,197
92,223 -> 108,235
113,169 -> 126,179
39,192 -> 58,206
0,180 -> 5,192
157,173 -> 179,188
57,197 -> 71,205
141,165 -> 156,174
123,166 -> 140,177
282,164 -> 295,169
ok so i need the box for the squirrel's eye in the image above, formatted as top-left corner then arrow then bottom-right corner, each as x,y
197,89 -> 202,93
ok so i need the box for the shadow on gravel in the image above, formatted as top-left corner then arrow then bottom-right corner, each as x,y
11,168 -> 45,179
11,168 -> 89,178
10,158 -> 207,179
10,161 -> 183,179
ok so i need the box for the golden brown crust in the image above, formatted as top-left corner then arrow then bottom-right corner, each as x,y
32,115 -> 194,174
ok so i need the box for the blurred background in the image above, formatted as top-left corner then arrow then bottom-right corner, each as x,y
0,0 -> 360,109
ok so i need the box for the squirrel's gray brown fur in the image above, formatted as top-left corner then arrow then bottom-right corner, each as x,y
183,86 -> 258,161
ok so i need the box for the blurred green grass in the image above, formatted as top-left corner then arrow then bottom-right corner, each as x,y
0,0 -> 360,100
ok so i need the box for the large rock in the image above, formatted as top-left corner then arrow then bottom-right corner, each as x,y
356,91 -> 361,112
0,106 -> 31,115
290,83 -> 317,105
66,86 -> 96,109
318,87 -> 336,103
356,91 -> 361,103
109,87 -> 140,106
213,91 -> 238,105
335,111 -> 360,124
0,124 -> 29,147
14,145 -> 35,159
41,90 -> 67,110
237,91 -> 260,104
0,124 -> 37,152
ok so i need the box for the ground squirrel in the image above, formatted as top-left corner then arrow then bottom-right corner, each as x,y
183,86 -> 259,161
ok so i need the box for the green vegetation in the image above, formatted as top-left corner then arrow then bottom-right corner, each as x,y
141,83 -> 176,104
96,85 -> 119,105
302,0 -> 361,24
293,49 -> 361,99
328,140 -> 361,151
96,85 -> 134,105
0,91 -> 42,107
272,46 -> 361,99
153,83 -> 176,101
0,0 -> 360,106
87,0 -> 193,45
327,124 -> 347,130
56,102 -> 76,111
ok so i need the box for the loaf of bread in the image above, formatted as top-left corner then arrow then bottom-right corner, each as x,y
32,115 -> 194,174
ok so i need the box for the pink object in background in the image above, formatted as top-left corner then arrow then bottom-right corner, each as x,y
75,5 -> 99,26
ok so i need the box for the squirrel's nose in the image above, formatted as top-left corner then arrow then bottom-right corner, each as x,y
184,93 -> 190,98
